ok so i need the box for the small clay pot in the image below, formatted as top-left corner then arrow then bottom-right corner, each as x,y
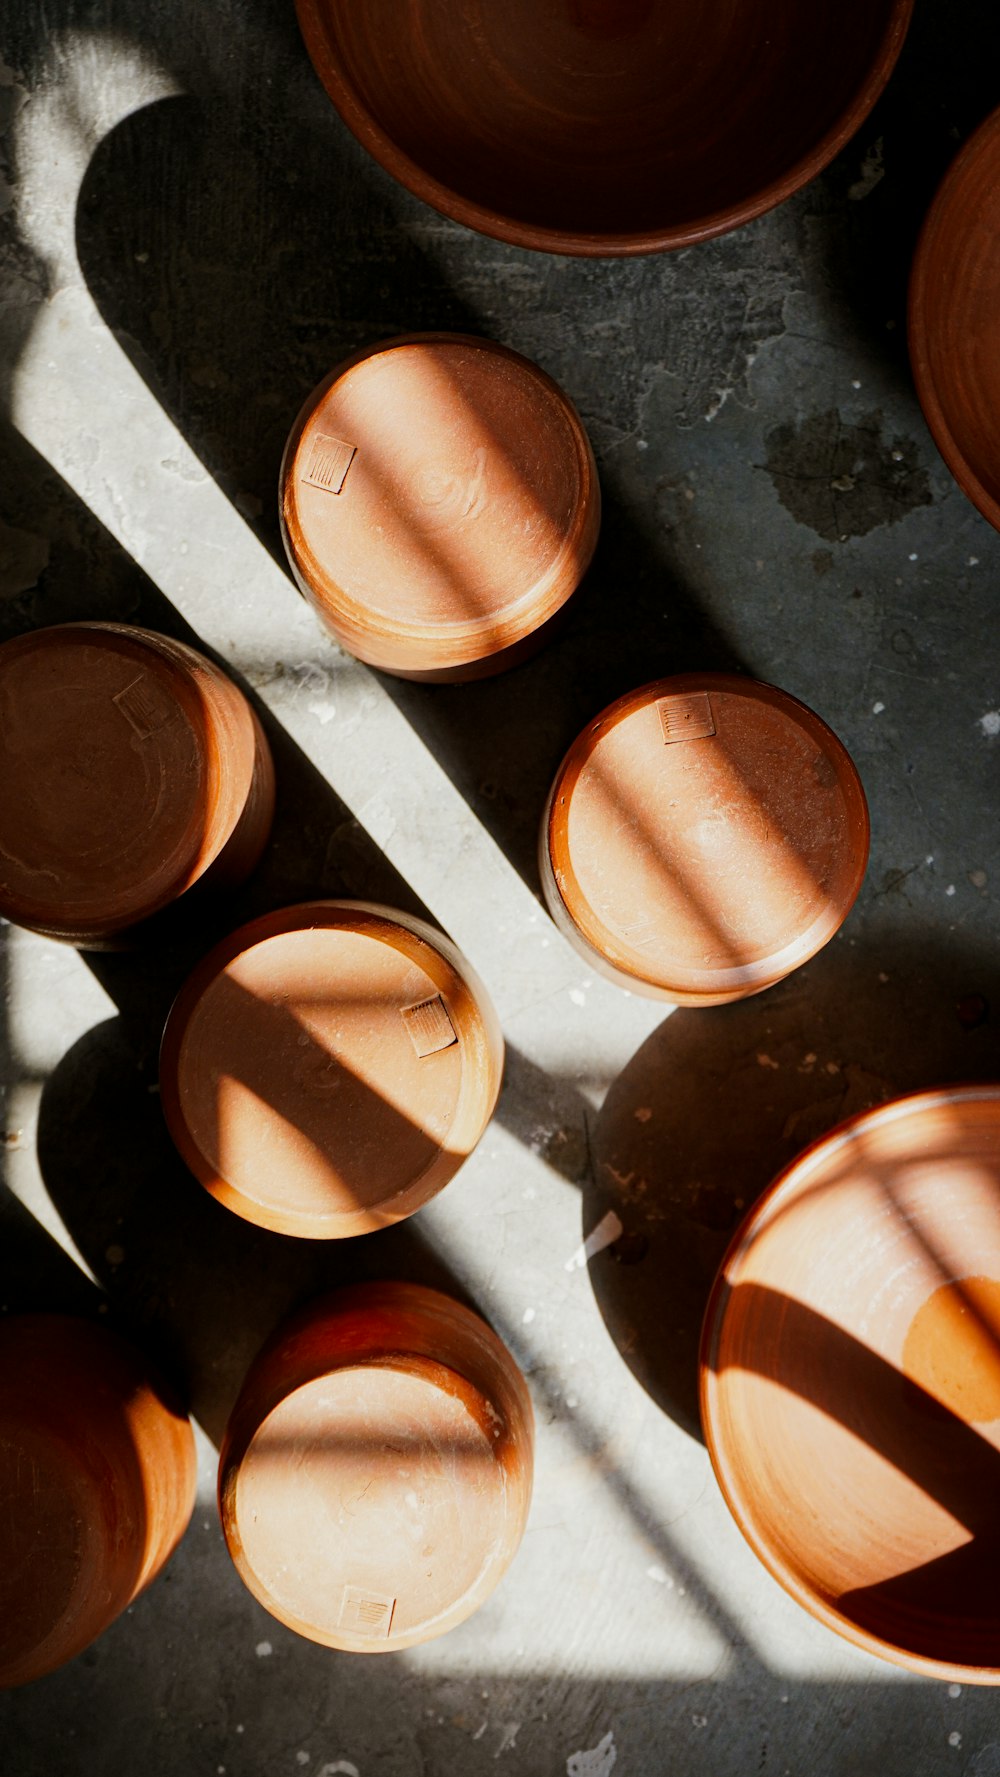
910,105 -> 1000,533
0,623 -> 275,946
159,900 -> 504,1237
0,1314 -> 196,1688
218,1282 -> 534,1651
701,1086 -> 1000,1683
279,333 -> 599,680
295,0 -> 912,255
540,673 -> 869,1005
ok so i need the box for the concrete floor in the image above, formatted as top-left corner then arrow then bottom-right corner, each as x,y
2,1 -> 1000,1772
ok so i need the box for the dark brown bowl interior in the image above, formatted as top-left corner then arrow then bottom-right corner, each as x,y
298,0 -> 912,253
910,105 -> 1000,532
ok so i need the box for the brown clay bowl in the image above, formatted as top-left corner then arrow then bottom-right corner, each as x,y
280,333 -> 600,680
0,623 -> 275,946
540,673 -> 869,1005
910,105 -> 1000,533
0,1315 -> 196,1688
296,0 -> 912,256
701,1086 -> 1000,1683
218,1281 -> 534,1651
160,900 -> 504,1237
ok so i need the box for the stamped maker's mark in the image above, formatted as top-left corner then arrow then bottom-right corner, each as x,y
113,674 -> 172,740
401,995 -> 458,1058
658,692 -> 716,744
339,1585 -> 396,1639
301,433 -> 357,496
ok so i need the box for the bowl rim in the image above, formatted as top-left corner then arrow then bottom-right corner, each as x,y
296,0 -> 914,256
909,102 -> 1000,533
699,1081 -> 1000,1683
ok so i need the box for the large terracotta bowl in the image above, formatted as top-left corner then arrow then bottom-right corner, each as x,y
701,1086 -> 1000,1682
297,0 -> 912,255
910,105 -> 1000,533
219,1282 -> 534,1651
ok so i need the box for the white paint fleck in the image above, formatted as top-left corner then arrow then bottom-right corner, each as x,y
473,1721 -> 488,1741
318,1764 -> 361,1777
948,1684 -> 962,1699
872,701 -> 885,715
946,885 -> 956,897
567,1730 -> 617,1776
569,989 -> 586,1007
495,1722 -> 520,1757
307,700 -> 337,725
692,1715 -> 708,1729
949,1733 -> 962,1748
522,1307 -> 536,1324
565,1211 -> 623,1271
756,1052 -> 779,1070
646,1564 -> 670,1584
969,556 -> 980,566
255,1640 -> 273,1658
297,1756 -> 311,1767
979,711 -> 1000,737
565,1394 -> 579,1410
908,552 -> 918,561
851,379 -> 862,390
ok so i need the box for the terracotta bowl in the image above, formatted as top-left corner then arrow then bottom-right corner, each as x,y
910,105 -> 1000,533
0,623 -> 275,946
218,1281 -> 534,1651
296,0 -> 912,256
160,900 -> 504,1237
0,1315 -> 196,1688
540,673 -> 869,1004
701,1086 -> 1000,1683
280,333 -> 599,680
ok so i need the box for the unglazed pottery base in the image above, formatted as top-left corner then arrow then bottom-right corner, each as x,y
542,674 -> 869,1002
281,334 -> 599,678
219,1283 -> 534,1651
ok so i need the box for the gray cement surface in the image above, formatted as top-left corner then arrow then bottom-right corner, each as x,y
2,1 -> 1000,1772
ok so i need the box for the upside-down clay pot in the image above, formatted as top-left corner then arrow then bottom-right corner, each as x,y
159,901 -> 504,1237
0,1315 -> 197,1688
540,674 -> 869,1004
0,623 -> 275,945
909,104 -> 1000,534
218,1282 -> 534,1651
295,0 -> 912,255
701,1086 -> 1000,1683
279,334 -> 600,680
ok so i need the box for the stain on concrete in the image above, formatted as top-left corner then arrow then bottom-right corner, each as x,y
765,409 -> 932,541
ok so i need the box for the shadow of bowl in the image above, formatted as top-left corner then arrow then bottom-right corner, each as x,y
583,927 -> 1000,1440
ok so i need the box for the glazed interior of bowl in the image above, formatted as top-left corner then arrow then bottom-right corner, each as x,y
910,106 -> 1000,532
299,0 -> 911,251
702,1088 -> 1000,1680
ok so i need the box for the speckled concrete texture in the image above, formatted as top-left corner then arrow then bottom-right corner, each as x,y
2,2 -> 1000,1773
